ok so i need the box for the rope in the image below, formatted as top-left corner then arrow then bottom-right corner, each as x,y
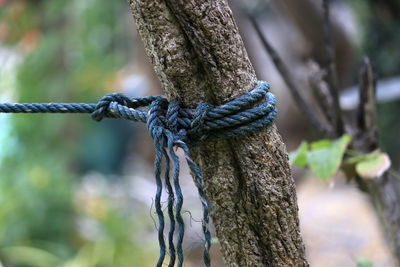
0,81 -> 277,267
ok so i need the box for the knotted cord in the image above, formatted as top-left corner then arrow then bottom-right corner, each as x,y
0,81 -> 277,267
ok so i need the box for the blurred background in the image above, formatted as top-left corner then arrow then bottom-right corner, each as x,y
0,0 -> 399,266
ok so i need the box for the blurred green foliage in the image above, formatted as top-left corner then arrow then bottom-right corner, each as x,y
290,135 -> 352,180
357,258 -> 373,267
350,0 -> 400,77
0,0 -> 155,266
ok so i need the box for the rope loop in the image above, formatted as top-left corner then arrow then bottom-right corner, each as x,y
190,102 -> 212,141
92,93 -> 133,121
90,80 -> 277,146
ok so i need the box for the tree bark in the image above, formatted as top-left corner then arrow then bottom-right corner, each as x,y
129,1 -> 308,266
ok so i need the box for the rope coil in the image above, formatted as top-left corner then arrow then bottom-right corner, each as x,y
0,80 -> 277,267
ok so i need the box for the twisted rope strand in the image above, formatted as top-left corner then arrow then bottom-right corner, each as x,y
167,133 -> 185,267
0,102 -> 96,113
160,138 -> 176,267
0,81 -> 277,267
152,130 -> 166,267
177,141 -> 211,267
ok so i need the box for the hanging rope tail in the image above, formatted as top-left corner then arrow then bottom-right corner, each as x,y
0,81 -> 277,267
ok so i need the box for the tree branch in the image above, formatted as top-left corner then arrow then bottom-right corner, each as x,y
322,0 -> 344,135
307,60 -> 336,131
357,57 -> 378,150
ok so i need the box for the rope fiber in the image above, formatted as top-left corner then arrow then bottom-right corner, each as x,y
0,81 -> 277,267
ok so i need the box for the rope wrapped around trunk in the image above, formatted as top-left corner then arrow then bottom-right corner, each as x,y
0,80 -> 277,267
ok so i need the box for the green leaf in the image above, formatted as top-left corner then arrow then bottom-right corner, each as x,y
306,134 -> 352,180
356,152 -> 391,179
289,141 -> 309,167
357,258 -> 373,267
310,139 -> 332,149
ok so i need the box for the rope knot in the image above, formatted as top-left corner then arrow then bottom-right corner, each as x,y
91,93 -> 133,121
147,98 -> 189,145
87,81 -> 276,146
0,80 -> 277,267
147,98 -> 168,140
166,99 -> 181,133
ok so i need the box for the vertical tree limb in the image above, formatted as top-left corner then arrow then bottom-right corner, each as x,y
307,60 -> 335,131
356,58 -> 378,150
129,0 -> 308,266
322,0 -> 343,136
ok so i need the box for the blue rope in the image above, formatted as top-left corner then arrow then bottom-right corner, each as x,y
0,81 -> 277,267
160,138 -> 176,267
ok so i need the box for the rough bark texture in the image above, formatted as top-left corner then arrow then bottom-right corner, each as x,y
129,1 -> 308,266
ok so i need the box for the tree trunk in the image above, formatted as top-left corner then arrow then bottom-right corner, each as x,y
128,1 -> 308,266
